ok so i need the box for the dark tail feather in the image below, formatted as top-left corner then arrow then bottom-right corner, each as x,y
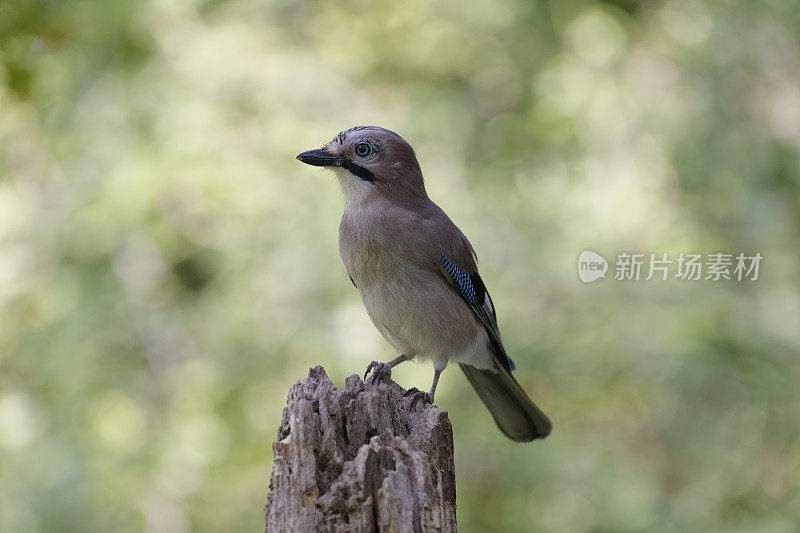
459,363 -> 552,442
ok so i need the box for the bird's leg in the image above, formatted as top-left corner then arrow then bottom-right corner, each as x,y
404,369 -> 442,410
364,354 -> 408,385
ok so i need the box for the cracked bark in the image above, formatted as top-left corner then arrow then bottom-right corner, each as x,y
265,366 -> 457,532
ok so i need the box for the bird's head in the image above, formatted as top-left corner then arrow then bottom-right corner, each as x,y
297,126 -> 426,207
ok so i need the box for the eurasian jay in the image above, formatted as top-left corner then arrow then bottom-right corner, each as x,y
297,126 -> 551,442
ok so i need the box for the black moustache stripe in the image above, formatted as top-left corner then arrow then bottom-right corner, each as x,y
341,160 -> 375,183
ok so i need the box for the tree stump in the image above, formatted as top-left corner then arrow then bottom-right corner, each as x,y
265,366 -> 457,532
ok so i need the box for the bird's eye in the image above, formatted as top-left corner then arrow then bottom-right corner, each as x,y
354,143 -> 372,157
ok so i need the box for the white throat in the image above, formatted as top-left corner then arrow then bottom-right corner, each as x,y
332,167 -> 375,210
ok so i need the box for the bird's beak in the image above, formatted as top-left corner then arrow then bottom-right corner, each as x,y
296,148 -> 344,168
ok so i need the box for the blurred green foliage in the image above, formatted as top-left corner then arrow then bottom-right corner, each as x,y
1,0 -> 799,531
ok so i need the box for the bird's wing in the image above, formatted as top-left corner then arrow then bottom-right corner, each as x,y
420,205 -> 551,441
436,240 -> 515,372
436,228 -> 551,441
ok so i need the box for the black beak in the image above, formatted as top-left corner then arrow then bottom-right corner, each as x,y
296,147 -> 376,182
296,149 -> 343,167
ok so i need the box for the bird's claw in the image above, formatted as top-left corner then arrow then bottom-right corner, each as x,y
403,387 -> 433,410
364,361 -> 392,385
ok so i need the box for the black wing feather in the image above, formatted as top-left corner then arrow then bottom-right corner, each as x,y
438,255 -> 514,372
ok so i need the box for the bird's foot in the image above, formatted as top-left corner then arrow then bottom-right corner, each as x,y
403,387 -> 434,410
364,361 -> 392,385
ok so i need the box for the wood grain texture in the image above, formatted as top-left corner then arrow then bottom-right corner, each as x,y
265,366 -> 457,532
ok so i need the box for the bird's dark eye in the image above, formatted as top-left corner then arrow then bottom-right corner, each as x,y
354,143 -> 372,157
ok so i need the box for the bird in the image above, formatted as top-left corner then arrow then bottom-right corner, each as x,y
296,126 -> 552,442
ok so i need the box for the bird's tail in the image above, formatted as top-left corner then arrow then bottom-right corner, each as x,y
459,363 -> 552,442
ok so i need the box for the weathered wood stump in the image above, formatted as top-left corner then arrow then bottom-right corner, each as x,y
265,366 -> 457,532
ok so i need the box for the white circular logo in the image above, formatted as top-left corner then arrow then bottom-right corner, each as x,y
578,250 -> 608,283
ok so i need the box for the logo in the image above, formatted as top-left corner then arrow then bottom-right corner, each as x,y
578,250 -> 608,283
576,250 -> 762,283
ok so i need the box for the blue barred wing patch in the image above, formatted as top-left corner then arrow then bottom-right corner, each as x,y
439,255 -> 477,303
438,253 -> 514,372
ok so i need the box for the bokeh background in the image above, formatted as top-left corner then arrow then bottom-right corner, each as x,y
2,0 -> 800,531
